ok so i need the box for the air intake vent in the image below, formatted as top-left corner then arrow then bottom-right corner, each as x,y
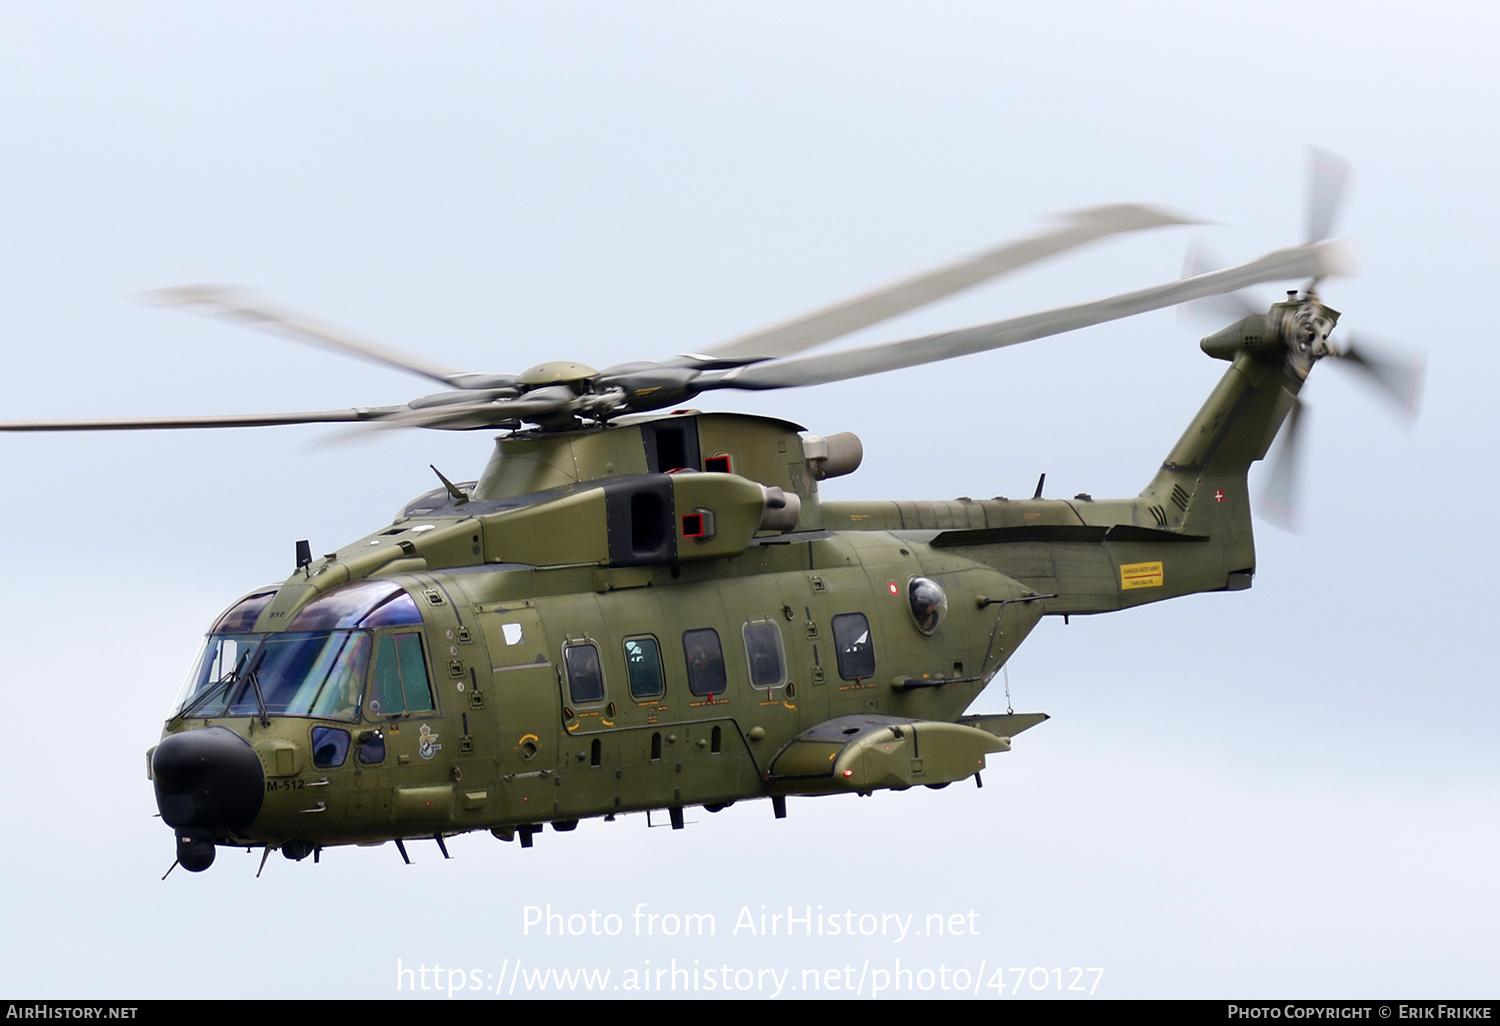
604,476 -> 677,566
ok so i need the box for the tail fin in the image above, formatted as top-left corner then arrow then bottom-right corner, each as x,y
1140,349 -> 1301,578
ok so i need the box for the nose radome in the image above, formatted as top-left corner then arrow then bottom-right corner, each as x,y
152,726 -> 264,832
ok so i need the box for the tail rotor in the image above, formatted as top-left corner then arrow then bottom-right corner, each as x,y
1179,148 -> 1423,529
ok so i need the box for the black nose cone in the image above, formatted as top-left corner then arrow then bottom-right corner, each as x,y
153,726 -> 264,832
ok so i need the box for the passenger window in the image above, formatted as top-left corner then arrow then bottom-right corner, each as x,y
623,636 -> 665,700
564,643 -> 606,704
682,628 -> 726,697
743,620 -> 786,689
832,613 -> 876,681
368,632 -> 435,717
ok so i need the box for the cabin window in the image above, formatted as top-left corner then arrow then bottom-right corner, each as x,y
907,577 -> 949,636
832,613 -> 876,681
623,636 -> 665,699
682,628 -> 727,697
563,642 -> 606,704
368,632 -> 435,717
743,620 -> 786,689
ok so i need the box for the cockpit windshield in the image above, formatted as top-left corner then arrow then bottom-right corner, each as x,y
177,631 -> 371,721
172,581 -> 428,721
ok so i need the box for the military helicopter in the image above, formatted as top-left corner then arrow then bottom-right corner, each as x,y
1,154 -> 1421,875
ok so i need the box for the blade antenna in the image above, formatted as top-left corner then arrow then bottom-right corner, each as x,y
430,465 -> 470,503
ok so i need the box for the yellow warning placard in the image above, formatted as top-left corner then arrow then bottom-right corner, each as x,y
1119,561 -> 1164,589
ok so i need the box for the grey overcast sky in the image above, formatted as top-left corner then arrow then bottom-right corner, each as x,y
0,1 -> 1495,1000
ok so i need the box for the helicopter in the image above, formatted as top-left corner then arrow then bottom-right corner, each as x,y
1,155 -> 1421,875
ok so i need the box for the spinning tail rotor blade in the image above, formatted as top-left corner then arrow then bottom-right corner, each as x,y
1307,146 -> 1353,245
687,203 -> 1197,365
1334,336 -> 1424,419
1177,240 -> 1260,326
1259,390 -> 1308,532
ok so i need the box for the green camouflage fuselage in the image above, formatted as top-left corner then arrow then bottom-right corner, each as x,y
151,344 -> 1299,861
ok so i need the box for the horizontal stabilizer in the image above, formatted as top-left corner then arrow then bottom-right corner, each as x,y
958,712 -> 1051,737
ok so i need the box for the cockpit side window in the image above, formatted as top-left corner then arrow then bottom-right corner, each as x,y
307,633 -> 371,720
368,632 -> 435,718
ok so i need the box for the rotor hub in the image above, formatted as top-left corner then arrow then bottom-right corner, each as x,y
516,361 -> 600,389
1279,296 -> 1341,378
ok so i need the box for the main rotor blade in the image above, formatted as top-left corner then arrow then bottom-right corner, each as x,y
362,388 -> 581,431
707,240 -> 1350,391
143,286 -> 493,390
0,408 -> 401,431
685,204 -> 1197,365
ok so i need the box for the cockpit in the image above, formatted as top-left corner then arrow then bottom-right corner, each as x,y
172,580 -> 435,723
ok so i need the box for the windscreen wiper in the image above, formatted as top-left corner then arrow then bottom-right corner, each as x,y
245,665 -> 270,728
178,650 -> 251,719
